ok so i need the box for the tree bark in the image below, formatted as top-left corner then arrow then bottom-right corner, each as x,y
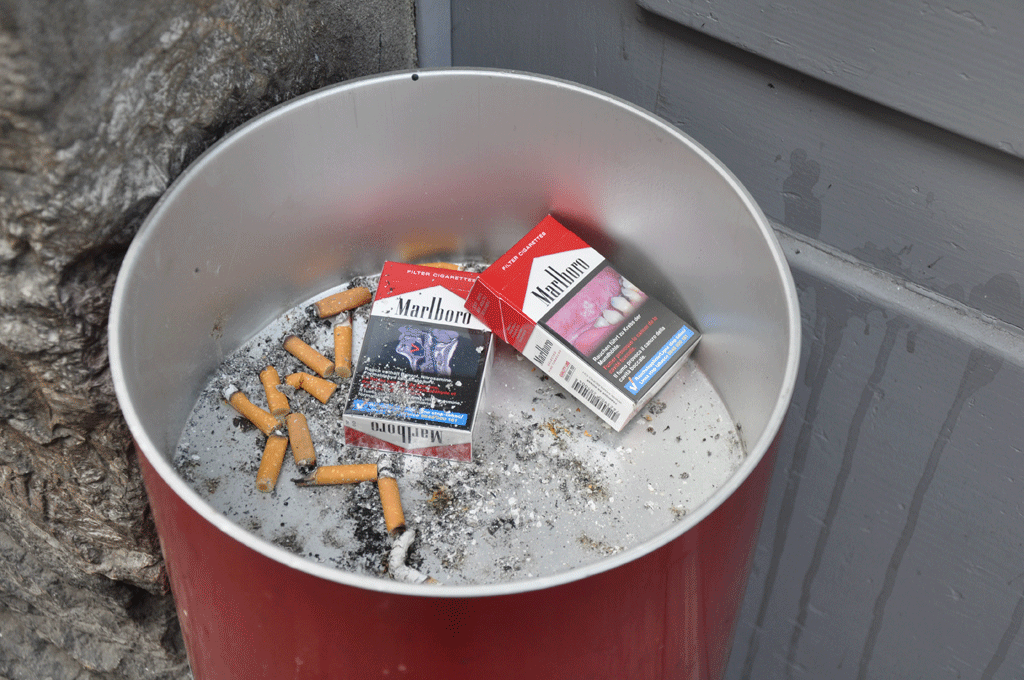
0,1 -> 416,677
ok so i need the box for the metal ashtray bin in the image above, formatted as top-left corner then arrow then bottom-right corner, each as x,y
109,69 -> 799,679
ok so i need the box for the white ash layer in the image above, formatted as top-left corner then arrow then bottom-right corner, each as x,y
174,270 -> 745,586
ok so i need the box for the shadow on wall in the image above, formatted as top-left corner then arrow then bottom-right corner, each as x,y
740,146 -> 1024,679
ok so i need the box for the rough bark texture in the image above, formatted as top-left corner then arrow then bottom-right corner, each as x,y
0,1 -> 416,677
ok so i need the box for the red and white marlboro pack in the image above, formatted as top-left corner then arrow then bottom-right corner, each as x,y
466,215 -> 700,431
343,262 -> 494,461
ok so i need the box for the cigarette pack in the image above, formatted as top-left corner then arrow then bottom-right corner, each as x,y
343,262 -> 494,461
465,215 -> 700,431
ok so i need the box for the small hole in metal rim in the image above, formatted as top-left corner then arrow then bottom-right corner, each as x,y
411,73 -> 419,81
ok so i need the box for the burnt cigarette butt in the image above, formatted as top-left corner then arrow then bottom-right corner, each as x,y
259,366 -> 291,416
419,262 -> 462,271
314,287 -> 372,318
388,527 -> 439,585
285,412 -> 316,469
295,464 -> 378,486
333,314 -> 353,379
285,371 -> 337,404
223,385 -> 279,436
377,476 -> 406,535
256,434 -> 289,492
284,335 -> 334,378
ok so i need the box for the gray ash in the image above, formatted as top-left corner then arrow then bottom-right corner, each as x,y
343,483 -> 391,575
173,271 -> 746,586
646,399 -> 668,415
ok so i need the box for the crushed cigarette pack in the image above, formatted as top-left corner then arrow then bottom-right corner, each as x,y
343,262 -> 494,461
465,215 -> 700,431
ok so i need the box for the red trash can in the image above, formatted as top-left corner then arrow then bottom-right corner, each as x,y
109,68 -> 799,679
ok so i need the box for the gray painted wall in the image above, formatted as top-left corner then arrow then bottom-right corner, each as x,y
447,1 -> 1024,677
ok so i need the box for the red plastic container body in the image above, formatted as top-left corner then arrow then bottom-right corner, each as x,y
139,436 -> 778,679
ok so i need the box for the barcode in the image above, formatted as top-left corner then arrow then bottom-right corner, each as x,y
571,379 -> 620,422
534,339 -> 553,365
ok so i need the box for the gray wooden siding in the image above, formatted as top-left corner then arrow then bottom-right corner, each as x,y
638,0 -> 1024,159
450,0 -> 1024,677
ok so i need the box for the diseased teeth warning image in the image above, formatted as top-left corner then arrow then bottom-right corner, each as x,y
544,265 -> 647,356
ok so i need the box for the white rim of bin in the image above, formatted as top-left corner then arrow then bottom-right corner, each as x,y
109,67 -> 801,599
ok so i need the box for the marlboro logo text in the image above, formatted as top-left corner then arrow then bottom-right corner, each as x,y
396,296 -> 473,325
530,259 -> 590,305
371,420 -> 444,445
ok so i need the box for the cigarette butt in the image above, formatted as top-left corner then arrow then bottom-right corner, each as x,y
333,314 -> 353,379
223,385 -> 279,436
299,373 -> 338,403
284,335 -> 334,378
397,233 -> 460,262
294,464 -> 378,486
285,412 -> 316,469
388,527 -> 439,585
419,262 -> 462,271
259,366 -> 291,416
256,434 -> 289,492
377,476 -> 406,535
314,287 -> 372,318
285,371 -> 337,404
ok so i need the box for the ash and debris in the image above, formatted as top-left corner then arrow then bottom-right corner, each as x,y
174,271 -> 745,586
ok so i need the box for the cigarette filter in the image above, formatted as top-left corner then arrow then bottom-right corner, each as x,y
294,464 -> 378,486
285,371 -> 338,404
255,434 -> 289,492
377,475 -> 406,535
396,233 -> 461,263
285,412 -> 317,469
259,366 -> 291,416
314,287 -> 372,318
333,314 -> 353,379
465,214 -> 701,431
418,262 -> 462,271
223,385 -> 280,436
284,335 -> 334,378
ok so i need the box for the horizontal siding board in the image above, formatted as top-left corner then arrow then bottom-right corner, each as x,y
637,0 -> 1024,158
774,225 -> 1024,368
650,27 -> 1024,331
